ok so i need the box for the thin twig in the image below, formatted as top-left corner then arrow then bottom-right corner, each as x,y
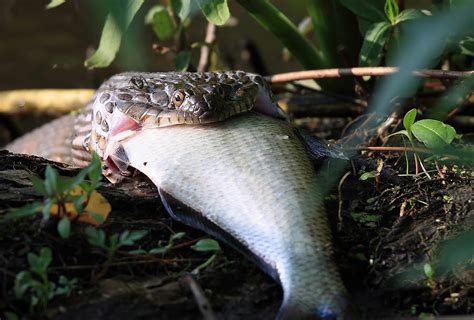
265,67 -> 474,83
183,275 -> 218,320
197,23 -> 216,73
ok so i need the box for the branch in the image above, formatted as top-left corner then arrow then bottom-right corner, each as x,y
266,67 -> 474,83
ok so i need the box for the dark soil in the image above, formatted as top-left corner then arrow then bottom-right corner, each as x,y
0,142 -> 472,319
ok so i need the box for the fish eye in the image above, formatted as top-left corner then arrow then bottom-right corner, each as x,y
172,90 -> 185,108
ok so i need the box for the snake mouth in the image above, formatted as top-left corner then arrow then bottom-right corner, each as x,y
100,110 -> 141,179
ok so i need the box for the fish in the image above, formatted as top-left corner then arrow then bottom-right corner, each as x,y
111,111 -> 349,319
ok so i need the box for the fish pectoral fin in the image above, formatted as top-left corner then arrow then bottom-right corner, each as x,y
157,188 -> 280,281
296,128 -> 348,160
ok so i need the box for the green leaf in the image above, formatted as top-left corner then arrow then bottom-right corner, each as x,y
458,35 -> 474,56
359,21 -> 392,67
395,9 -> 426,25
339,0 -> 386,23
71,194 -> 86,215
191,239 -> 221,252
170,231 -> 186,242
171,0 -> 192,22
174,50 -> 191,71
30,176 -> 46,195
3,202 -> 41,220
46,0 -> 66,9
14,271 -> 33,298
90,212 -> 106,224
359,170 -> 380,181
57,217 -> 71,239
119,230 -> 148,246
411,119 -> 457,149
423,263 -> 434,279
61,172 -> 86,194
384,0 -> 399,24
147,5 -> 177,40
28,247 -> 52,276
197,0 -> 230,26
4,311 -> 19,320
403,108 -> 417,138
149,247 -> 169,254
85,0 -> 145,68
44,166 -> 59,196
42,199 -> 54,221
85,226 -> 106,248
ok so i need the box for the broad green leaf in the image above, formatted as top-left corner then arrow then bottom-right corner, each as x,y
171,0 -> 193,22
411,119 -> 457,149
85,0 -> 145,68
395,9 -> 426,25
3,202 -> 41,220
151,6 -> 177,40
359,21 -> 391,67
174,50 -> 191,71
384,0 -> 399,24
58,217 -> 71,239
191,239 -> 221,252
197,0 -> 230,26
339,0 -> 386,23
403,108 -> 417,138
46,0 -> 65,9
458,35 -> 474,56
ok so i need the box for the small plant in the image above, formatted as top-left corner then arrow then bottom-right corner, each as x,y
14,247 -> 78,312
4,153 -> 110,238
130,231 -> 187,256
388,108 -> 458,177
423,263 -> 436,289
85,227 -> 148,260
190,239 -> 221,274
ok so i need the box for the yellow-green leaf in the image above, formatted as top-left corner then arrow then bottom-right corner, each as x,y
197,0 -> 230,26
85,0 -> 145,68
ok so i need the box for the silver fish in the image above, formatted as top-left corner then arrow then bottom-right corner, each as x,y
112,111 -> 349,319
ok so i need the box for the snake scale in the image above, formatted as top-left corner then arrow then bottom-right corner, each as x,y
6,71 -> 349,319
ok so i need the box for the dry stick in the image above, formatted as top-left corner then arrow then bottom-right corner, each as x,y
265,67 -> 474,83
183,275 -> 218,320
197,23 -> 217,73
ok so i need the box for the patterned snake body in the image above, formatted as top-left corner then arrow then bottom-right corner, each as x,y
6,71 -> 348,319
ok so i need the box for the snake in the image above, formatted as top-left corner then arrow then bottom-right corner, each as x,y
5,71 -> 349,319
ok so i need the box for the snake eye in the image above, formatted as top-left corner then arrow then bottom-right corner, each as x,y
172,90 -> 185,108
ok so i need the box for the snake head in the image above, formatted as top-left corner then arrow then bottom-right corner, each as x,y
87,71 -> 280,183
